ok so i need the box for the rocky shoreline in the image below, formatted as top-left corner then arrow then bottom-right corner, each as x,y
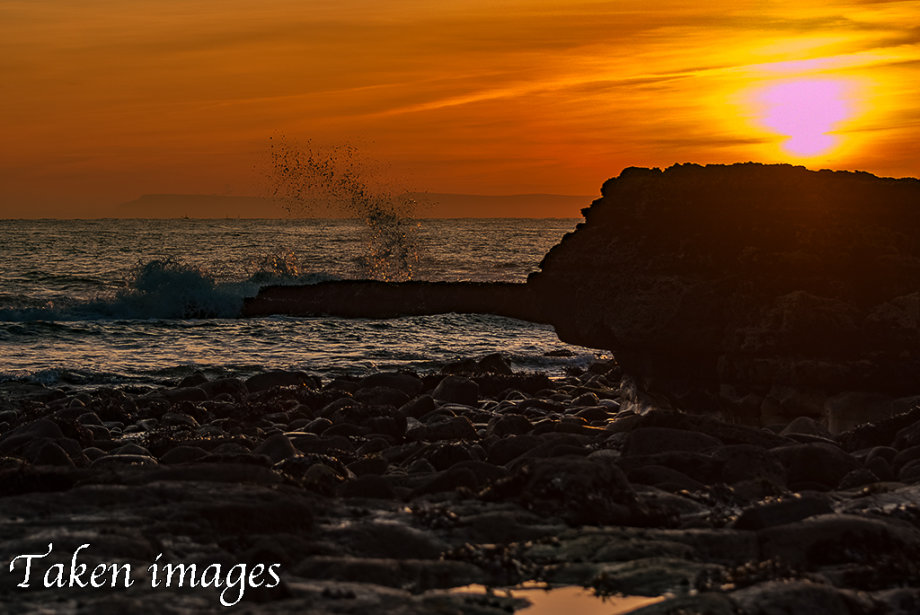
2,358 -> 920,613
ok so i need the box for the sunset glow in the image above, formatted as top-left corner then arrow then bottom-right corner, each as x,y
755,78 -> 857,157
1,0 -> 919,216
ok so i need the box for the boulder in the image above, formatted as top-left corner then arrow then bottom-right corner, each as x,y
245,370 -> 315,393
431,376 -> 479,407
482,455 -> 649,526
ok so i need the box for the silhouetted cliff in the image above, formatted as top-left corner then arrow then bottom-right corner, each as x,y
529,163 -> 920,419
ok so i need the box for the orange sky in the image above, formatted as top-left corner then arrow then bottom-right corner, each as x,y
2,0 -> 919,216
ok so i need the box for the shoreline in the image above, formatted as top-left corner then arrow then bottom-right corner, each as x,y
2,357 -> 919,612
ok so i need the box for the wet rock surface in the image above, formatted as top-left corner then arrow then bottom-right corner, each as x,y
1,360 -> 920,613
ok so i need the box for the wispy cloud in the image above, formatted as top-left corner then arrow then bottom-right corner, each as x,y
1,0 -> 919,212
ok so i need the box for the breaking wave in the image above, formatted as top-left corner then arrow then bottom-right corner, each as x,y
0,255 -> 337,322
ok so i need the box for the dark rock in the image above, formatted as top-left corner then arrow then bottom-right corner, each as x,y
838,467 -> 880,488
365,415 -> 407,440
452,459 -> 508,485
623,427 -> 722,456
331,519 -> 448,559
515,397 -> 564,414
0,418 -> 65,454
758,513 -> 920,568
873,588 -> 920,614
243,279 -> 542,322
476,373 -> 554,398
573,406 -> 611,421
322,422 -> 368,438
627,593 -> 736,615
279,459 -> 345,494
898,458 -> 920,482
432,376 -> 479,407
442,354 -> 513,376
290,433 -> 356,455
195,496 -> 314,534
357,372 -> 423,396
341,475 -> 397,499
895,418 -> 920,449
161,412 -> 199,428
304,417 -> 333,434
617,451 -> 722,485
554,417 -> 606,437
590,558 -> 722,599
356,437 -> 390,456
354,385 -> 410,407
509,433 -> 594,462
424,442 -> 474,471
474,353 -> 514,375
626,465 -> 705,492
865,455 -> 894,481
781,415 -> 832,438
731,580 -> 872,615
407,458 -> 436,474
398,395 -> 436,419
31,440 -> 74,466
406,416 -> 478,442
733,496 -> 833,530
110,443 -> 151,456
84,424 -> 111,441
482,456 -> 650,526
294,557 -> 481,592
529,163 -> 920,410
346,454 -> 389,476
891,444 -> 920,471
254,433 -> 298,464
837,407 -> 920,451
159,386 -> 208,403
77,412 -> 104,426
608,411 -> 791,449
456,509 -> 558,543
200,451 -> 272,466
91,454 -> 159,468
711,444 -> 787,487
571,392 -> 600,407
159,445 -> 209,465
199,377 -> 248,400
772,442 -> 860,489
486,414 -> 533,437
414,466 -> 480,495
177,372 -> 208,388
487,434 -> 543,465
317,395 -> 358,419
245,370 -> 315,393
82,446 -> 107,461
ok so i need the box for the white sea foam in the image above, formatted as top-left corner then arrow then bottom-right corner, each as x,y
0,256 -> 339,322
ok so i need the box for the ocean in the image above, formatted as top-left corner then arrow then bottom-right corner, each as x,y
0,218 -> 602,387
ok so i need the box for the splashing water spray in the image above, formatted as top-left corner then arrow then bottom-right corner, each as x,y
268,138 -> 423,282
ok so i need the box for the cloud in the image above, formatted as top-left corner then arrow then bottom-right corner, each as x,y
2,0 -> 919,211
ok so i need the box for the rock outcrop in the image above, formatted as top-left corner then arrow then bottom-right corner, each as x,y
243,281 -> 545,322
529,163 -> 920,421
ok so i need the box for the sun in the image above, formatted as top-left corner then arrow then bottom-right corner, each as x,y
753,78 -> 855,157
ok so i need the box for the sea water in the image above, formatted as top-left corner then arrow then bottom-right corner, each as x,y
0,218 -> 601,387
